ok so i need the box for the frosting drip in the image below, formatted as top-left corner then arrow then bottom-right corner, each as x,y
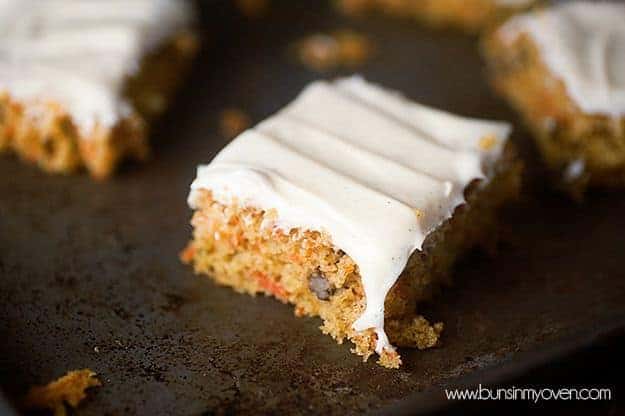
189,77 -> 510,353
0,0 -> 192,134
499,1 -> 625,116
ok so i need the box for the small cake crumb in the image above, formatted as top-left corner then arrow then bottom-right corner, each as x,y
235,0 -> 269,18
294,30 -> 374,72
22,369 -> 101,416
377,347 -> 402,369
386,316 -> 444,349
219,108 -> 251,138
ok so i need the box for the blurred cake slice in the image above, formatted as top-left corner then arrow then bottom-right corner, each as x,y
336,0 -> 538,33
483,1 -> 625,194
182,76 -> 521,368
0,0 -> 197,178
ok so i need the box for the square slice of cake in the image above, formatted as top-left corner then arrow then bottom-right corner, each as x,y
483,1 -> 625,194
0,0 -> 198,179
336,0 -> 538,33
182,76 -> 522,368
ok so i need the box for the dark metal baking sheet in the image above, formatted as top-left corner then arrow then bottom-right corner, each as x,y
1,1 -> 625,414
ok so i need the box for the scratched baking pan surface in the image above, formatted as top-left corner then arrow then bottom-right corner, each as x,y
1,1 -> 624,415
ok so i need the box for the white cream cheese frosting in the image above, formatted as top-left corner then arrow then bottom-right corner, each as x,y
499,1 -> 625,116
188,76 -> 511,354
0,0 -> 192,135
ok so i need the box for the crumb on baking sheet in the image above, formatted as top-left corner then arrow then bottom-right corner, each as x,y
21,369 -> 101,416
234,0 -> 269,18
294,30 -> 374,72
219,108 -> 251,138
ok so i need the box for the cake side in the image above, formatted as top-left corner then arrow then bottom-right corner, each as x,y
336,0 -> 537,33
182,143 -> 521,368
482,2 -> 625,193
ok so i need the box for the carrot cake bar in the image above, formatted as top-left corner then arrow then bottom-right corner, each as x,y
0,0 -> 197,178
182,76 -> 521,368
335,0 -> 538,33
483,1 -> 625,193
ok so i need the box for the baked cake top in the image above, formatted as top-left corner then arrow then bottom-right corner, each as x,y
0,0 -> 192,134
497,1 -> 625,116
188,76 -> 511,353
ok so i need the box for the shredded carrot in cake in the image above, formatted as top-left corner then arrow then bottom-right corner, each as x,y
252,271 -> 289,301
